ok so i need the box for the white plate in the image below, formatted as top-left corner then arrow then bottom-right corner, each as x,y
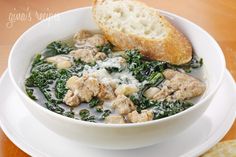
0,70 -> 235,157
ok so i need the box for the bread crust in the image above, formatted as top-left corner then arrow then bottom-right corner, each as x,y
92,0 -> 192,65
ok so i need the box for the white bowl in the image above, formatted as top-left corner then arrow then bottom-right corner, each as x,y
8,7 -> 225,149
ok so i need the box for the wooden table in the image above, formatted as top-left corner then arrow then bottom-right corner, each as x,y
0,0 -> 235,156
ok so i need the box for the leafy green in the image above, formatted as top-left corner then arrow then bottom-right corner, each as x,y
125,49 -> 167,82
25,70 -> 55,88
45,102 -> 64,114
55,69 -> 71,99
125,49 -> 203,79
74,58 -> 84,65
89,97 -> 103,108
25,87 -> 37,100
152,100 -> 193,119
43,41 -> 74,58
32,54 -> 43,67
40,88 -> 62,104
69,66 -> 84,75
140,72 -> 165,96
26,55 -> 62,105
69,59 -> 84,75
79,107 -> 111,122
79,109 -> 95,122
147,72 -> 164,86
25,52 -> 84,118
99,109 -> 111,120
26,53 -> 82,104
79,109 -> 90,118
31,63 -> 56,74
130,94 -> 193,119
74,58 -> 95,68
126,50 -> 166,97
63,110 -> 75,118
96,42 -> 114,55
85,116 -> 96,122
105,67 -> 120,73
130,94 -> 152,112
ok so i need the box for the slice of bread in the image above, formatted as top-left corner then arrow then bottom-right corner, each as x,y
92,0 -> 192,65
201,140 -> 236,157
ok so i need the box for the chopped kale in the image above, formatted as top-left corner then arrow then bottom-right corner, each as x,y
32,54 -> 43,68
25,73 -> 36,87
74,58 -> 84,65
152,100 -> 193,119
55,69 -> 71,99
45,102 -> 64,114
40,88 -> 62,104
130,94 -> 152,112
96,42 -> 114,55
85,116 -> 96,122
25,87 -> 37,100
69,60 -> 84,75
79,109 -> 90,118
130,94 -> 193,119
140,72 -> 165,96
89,97 -> 103,108
105,67 -> 120,73
25,71 -> 53,88
147,72 -> 164,86
43,41 -> 74,58
125,49 -> 167,82
99,109 -> 111,120
79,109 -> 95,122
125,49 -> 203,79
26,60 -> 62,104
63,110 -> 75,118
31,62 -> 56,73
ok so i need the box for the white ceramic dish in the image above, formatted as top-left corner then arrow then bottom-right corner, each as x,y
0,70 -> 235,157
8,7 -> 225,149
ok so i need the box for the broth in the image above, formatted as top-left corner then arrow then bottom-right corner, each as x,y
24,30 -> 206,124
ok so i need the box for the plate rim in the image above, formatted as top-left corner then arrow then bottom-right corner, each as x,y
0,70 -> 46,157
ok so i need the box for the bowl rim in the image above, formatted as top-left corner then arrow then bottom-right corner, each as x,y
8,7 -> 226,128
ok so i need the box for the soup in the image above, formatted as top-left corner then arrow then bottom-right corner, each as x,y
24,30 -> 205,124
